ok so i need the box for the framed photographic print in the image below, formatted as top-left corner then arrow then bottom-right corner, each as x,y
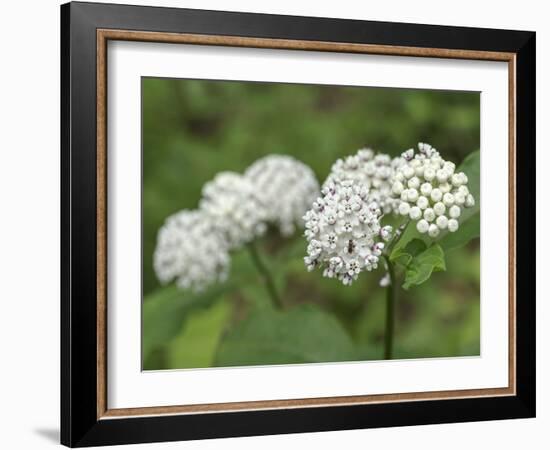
60,1 -> 536,447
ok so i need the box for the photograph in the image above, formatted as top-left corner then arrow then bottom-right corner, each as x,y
142,78 -> 481,370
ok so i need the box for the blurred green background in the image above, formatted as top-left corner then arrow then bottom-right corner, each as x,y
142,77 -> 480,370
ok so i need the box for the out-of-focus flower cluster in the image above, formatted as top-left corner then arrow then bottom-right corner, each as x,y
154,155 -> 320,292
324,148 -> 405,214
153,210 -> 230,291
200,171 -> 268,249
303,179 -> 388,286
245,155 -> 320,236
391,143 -> 475,238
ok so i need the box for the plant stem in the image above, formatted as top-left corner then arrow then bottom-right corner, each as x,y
246,241 -> 283,309
382,254 -> 397,360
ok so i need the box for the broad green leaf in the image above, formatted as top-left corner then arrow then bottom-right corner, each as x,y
215,304 -> 356,366
439,211 -> 480,252
167,299 -> 231,369
403,244 -> 446,290
390,238 -> 427,266
142,282 -> 236,363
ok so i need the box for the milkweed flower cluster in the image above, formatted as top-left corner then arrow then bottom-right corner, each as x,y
153,210 -> 230,291
391,143 -> 475,238
200,171 -> 269,249
245,155 -> 320,236
324,148 -> 405,214
154,155 -> 320,292
303,179 -> 386,286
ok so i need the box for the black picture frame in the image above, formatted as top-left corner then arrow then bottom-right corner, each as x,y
61,1 -> 535,447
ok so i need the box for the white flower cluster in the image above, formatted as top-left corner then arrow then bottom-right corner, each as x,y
245,155 -> 320,236
303,179 -> 387,286
324,148 -> 404,214
199,171 -> 268,249
155,154 -> 320,292
153,210 -> 230,291
392,143 -> 475,238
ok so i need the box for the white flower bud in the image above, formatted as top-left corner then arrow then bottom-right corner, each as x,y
398,201 -> 411,216
408,176 -> 420,189
465,194 -> 475,207
423,208 -> 436,222
380,225 -> 393,241
379,273 -> 391,287
420,182 -> 432,196
409,206 -> 422,220
428,223 -> 440,238
392,181 -> 404,195
443,192 -> 455,206
439,182 -> 451,194
449,205 -> 461,219
433,202 -> 446,216
403,166 -> 415,179
436,215 -> 448,229
436,169 -> 449,183
407,188 -> 419,202
416,219 -> 429,234
448,218 -> 459,232
424,167 -> 436,181
451,173 -> 463,186
430,188 -> 443,202
457,185 -> 470,196
417,195 -> 429,210
454,192 -> 466,205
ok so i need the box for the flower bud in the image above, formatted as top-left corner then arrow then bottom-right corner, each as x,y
436,215 -> 448,229
448,218 -> 459,232
416,219 -> 429,234
449,205 -> 461,219
428,223 -> 440,238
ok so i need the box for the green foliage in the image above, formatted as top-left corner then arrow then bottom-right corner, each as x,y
166,299 -> 231,369
142,282 -> 236,367
215,304 -> 356,366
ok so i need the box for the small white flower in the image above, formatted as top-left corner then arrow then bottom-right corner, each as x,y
449,205 -> 461,219
409,206 -> 422,220
200,171 -> 268,249
390,143 -> 476,237
428,223 -> 440,238
245,154 -> 320,236
436,215 -> 448,230
448,218 -> 459,232
304,179 -> 384,286
324,148 -> 405,214
423,208 -> 435,222
153,210 -> 230,292
379,272 -> 391,287
416,219 -> 429,234
380,225 -> 393,241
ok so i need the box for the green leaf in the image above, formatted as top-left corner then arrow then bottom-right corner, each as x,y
215,304 -> 356,366
390,238 -> 427,266
403,244 -> 446,290
166,299 -> 231,369
439,211 -> 480,252
142,282 -> 236,364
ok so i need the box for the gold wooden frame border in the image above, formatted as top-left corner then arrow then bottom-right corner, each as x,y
96,29 -> 517,420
